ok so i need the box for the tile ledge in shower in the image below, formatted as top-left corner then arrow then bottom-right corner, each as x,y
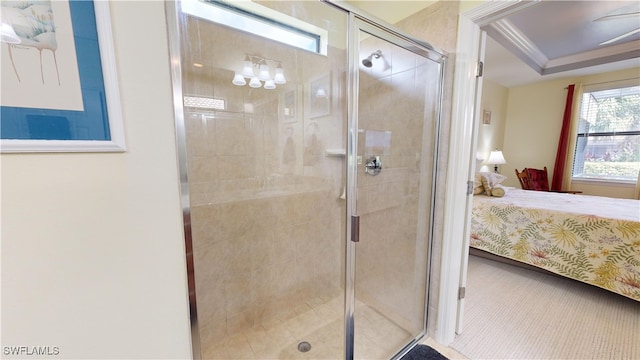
325,148 -> 346,157
191,183 -> 335,206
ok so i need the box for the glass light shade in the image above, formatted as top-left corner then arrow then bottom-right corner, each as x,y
249,76 -> 262,88
1,22 -> 21,44
315,88 -> 327,98
273,65 -> 286,84
263,80 -> 276,90
258,64 -> 271,81
232,73 -> 246,86
486,150 -> 507,165
241,57 -> 254,78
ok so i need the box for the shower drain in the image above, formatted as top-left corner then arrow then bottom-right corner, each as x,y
297,341 -> 312,353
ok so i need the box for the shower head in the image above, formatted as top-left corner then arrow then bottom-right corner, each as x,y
362,50 -> 382,68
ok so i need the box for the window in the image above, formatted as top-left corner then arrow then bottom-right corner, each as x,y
572,84 -> 640,183
181,0 -> 327,55
183,95 -> 225,110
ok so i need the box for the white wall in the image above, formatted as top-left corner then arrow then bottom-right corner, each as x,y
501,67 -> 640,195
477,78 -> 508,166
1,2 -> 193,358
501,78 -> 568,187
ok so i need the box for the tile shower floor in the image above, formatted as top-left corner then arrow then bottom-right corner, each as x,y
202,295 -> 411,359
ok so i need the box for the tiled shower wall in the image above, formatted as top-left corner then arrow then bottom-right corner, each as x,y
189,187 -> 342,347
179,0 -> 460,350
181,11 -> 347,349
394,0 -> 460,335
355,38 -> 440,333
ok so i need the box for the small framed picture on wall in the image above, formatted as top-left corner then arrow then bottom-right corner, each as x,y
482,110 -> 492,125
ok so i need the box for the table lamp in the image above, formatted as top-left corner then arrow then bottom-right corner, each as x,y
486,150 -> 507,173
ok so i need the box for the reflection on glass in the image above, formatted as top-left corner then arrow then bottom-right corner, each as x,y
177,1 -> 348,359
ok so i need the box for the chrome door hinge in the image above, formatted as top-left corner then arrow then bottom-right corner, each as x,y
458,286 -> 466,300
351,215 -> 360,243
476,61 -> 483,77
467,180 -> 474,195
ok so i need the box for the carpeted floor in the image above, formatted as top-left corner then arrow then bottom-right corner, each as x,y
451,255 -> 640,359
401,345 -> 448,360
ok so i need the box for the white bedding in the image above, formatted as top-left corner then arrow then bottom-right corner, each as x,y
479,188 -> 640,222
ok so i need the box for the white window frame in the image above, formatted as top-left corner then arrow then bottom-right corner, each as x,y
181,0 -> 328,55
571,81 -> 640,185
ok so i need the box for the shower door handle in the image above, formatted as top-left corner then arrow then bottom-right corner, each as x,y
364,156 -> 382,176
351,215 -> 359,242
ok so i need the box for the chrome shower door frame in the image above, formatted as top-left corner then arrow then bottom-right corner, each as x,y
338,4 -> 447,359
165,0 -> 446,358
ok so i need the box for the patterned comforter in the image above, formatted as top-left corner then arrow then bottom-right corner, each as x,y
470,188 -> 640,302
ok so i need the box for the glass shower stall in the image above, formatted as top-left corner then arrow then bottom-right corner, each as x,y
165,1 -> 446,359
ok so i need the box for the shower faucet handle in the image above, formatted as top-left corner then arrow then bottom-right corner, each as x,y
364,156 -> 382,176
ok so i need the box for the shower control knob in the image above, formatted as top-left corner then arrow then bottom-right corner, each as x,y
364,156 -> 382,176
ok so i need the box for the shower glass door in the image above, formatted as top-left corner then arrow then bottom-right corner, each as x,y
168,1 -> 444,359
168,1 -> 350,359
348,17 -> 444,360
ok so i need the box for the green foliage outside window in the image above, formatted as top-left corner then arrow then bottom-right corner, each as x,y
573,86 -> 640,182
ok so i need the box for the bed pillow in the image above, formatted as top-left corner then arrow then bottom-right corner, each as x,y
480,174 -> 494,196
474,172 -> 506,194
473,157 -> 485,194
491,184 -> 507,197
479,172 -> 507,196
473,173 -> 485,194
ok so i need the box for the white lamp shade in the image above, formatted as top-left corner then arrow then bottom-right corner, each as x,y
241,59 -> 254,78
258,64 -> 271,81
249,76 -> 262,88
315,88 -> 327,98
486,150 -> 507,165
263,80 -> 276,90
1,22 -> 21,44
232,73 -> 246,86
273,65 -> 286,84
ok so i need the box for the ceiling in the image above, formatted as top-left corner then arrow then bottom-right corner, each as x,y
481,0 -> 640,87
352,0 -> 640,88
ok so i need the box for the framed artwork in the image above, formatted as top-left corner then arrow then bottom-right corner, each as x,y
0,1 -> 125,153
482,110 -> 492,125
309,73 -> 330,119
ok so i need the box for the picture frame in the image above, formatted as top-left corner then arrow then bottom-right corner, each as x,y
0,1 -> 125,153
482,110 -> 492,125
309,73 -> 331,119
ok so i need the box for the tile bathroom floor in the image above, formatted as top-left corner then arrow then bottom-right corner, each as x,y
201,295 -> 412,359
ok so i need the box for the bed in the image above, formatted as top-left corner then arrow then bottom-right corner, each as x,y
470,188 -> 640,302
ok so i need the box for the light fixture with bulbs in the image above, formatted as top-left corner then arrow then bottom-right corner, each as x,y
232,55 -> 286,90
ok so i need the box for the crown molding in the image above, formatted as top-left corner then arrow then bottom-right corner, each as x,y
544,40 -> 640,73
486,18 -> 548,73
486,18 -> 640,76
465,0 -> 540,27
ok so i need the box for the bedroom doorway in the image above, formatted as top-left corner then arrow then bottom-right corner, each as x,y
447,1 -> 538,341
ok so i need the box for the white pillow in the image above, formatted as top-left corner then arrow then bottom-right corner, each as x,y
475,172 -> 507,195
480,172 -> 507,186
